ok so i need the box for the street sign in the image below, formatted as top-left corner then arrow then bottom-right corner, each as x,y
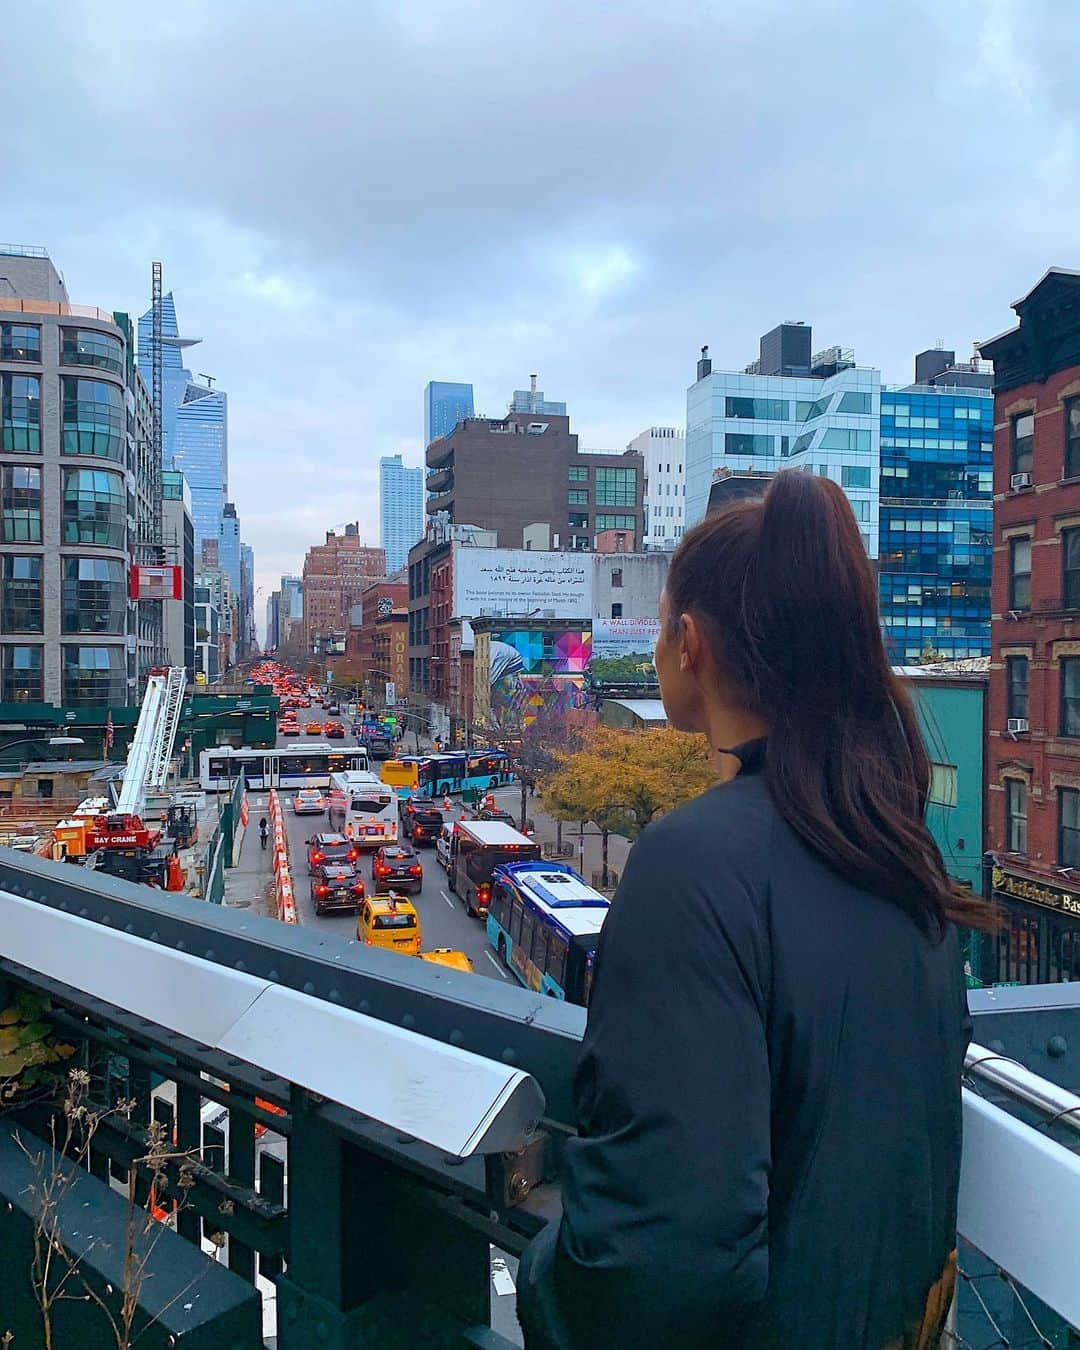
385,682 -> 397,707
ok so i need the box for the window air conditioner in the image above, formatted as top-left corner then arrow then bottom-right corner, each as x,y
1010,472 -> 1033,490
1007,718 -> 1030,734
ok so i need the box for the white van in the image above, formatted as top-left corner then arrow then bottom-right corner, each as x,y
436,820 -> 455,871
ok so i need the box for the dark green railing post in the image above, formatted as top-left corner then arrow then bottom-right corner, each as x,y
277,1086 -> 349,1346
278,1087 -> 494,1347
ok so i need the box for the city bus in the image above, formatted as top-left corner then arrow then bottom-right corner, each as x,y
381,750 -> 514,800
199,744 -> 369,792
486,860 -> 609,1005
327,770 -> 398,848
447,819 -> 540,918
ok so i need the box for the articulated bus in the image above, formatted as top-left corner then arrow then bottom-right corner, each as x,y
327,770 -> 398,849
380,750 -> 514,800
486,860 -> 609,1006
199,744 -> 369,791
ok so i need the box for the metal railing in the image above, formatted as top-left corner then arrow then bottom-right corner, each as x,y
0,296 -> 118,324
0,849 -> 1078,1345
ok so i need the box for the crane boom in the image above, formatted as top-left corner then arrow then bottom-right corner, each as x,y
116,667 -> 187,817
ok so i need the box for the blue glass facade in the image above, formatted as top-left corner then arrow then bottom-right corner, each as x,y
380,454 -> 423,573
137,292 -> 227,554
424,381 -> 473,446
878,387 -> 994,663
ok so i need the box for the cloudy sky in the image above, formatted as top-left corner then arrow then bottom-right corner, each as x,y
5,0 -> 1077,635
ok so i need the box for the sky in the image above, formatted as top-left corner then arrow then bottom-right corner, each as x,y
5,0 -> 1080,639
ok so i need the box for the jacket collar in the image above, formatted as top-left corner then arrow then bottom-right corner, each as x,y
717,736 -> 767,776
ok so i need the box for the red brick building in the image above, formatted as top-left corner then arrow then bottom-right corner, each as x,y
345,576 -> 408,684
371,608 -> 408,707
980,268 -> 1080,983
301,525 -> 385,652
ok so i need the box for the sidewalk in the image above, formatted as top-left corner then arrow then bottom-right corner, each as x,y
222,788 -> 277,916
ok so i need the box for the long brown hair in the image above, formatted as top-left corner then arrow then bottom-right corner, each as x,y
666,470 -> 988,938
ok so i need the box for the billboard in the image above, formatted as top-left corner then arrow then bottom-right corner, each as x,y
590,616 -> 660,683
129,565 -> 183,600
454,548 -> 591,620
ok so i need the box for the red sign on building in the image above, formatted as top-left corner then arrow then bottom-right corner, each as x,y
130,565 -> 182,600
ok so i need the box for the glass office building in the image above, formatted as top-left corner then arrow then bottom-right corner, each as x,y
138,292 -> 227,555
686,358 -> 881,554
380,453 -> 423,573
878,385 -> 993,663
424,381 -> 474,446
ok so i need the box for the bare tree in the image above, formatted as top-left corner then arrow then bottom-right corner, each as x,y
17,1067 -> 204,1349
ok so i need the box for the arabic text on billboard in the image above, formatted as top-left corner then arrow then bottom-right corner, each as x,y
454,549 -> 592,620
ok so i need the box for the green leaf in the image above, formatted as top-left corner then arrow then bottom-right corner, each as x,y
16,1023 -> 51,1047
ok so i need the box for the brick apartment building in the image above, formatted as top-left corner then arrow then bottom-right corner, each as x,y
371,605 -> 408,706
301,524 -> 384,652
345,573 -> 408,681
425,411 -> 644,552
980,267 -> 1080,984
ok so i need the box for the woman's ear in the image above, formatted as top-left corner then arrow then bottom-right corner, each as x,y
679,611 -> 704,672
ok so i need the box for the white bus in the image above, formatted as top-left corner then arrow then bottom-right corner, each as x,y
327,770 -> 398,849
199,744 -> 368,792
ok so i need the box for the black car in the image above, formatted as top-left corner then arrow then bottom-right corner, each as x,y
310,862 -> 365,916
472,807 -> 515,825
403,799 -> 444,845
371,844 -> 423,894
306,831 -> 360,873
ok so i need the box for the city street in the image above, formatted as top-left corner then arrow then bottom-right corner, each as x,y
273,721 -> 515,984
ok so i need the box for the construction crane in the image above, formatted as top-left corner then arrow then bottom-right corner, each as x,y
45,668 -> 189,884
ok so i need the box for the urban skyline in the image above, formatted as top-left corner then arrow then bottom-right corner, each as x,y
7,4 -> 1068,624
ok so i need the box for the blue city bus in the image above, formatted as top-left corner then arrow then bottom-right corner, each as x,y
406,750 -> 514,798
486,860 -> 609,1005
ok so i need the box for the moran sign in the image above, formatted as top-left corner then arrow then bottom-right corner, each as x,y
991,865 -> 1080,917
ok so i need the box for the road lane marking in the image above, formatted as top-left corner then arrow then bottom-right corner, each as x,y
440,890 -> 455,908
485,952 -> 510,979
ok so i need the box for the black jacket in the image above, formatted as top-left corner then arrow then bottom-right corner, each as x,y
518,742 -> 969,1349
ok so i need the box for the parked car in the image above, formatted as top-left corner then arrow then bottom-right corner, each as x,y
310,862 -> 365,916
306,832 -> 359,873
371,843 -> 423,894
292,788 -> 326,815
471,806 -> 515,825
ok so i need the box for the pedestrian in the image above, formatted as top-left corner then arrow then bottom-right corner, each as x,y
258,817 -> 269,852
344,821 -> 354,840
518,472 -> 986,1350
442,793 -> 452,814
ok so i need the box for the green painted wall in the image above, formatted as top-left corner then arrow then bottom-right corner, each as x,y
910,680 -> 985,895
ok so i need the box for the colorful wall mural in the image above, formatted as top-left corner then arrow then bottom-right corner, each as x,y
485,628 -> 592,727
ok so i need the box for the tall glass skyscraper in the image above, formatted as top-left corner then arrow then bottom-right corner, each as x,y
424,381 -> 474,446
878,376 -> 993,663
137,292 -> 227,555
380,454 -> 423,573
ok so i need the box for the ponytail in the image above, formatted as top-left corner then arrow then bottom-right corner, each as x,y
667,470 -> 989,937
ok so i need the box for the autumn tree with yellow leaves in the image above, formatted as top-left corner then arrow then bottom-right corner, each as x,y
541,726 -> 717,839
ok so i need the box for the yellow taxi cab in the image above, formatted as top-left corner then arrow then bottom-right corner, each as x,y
305,721 -> 323,735
418,948 -> 474,973
356,893 -> 421,956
